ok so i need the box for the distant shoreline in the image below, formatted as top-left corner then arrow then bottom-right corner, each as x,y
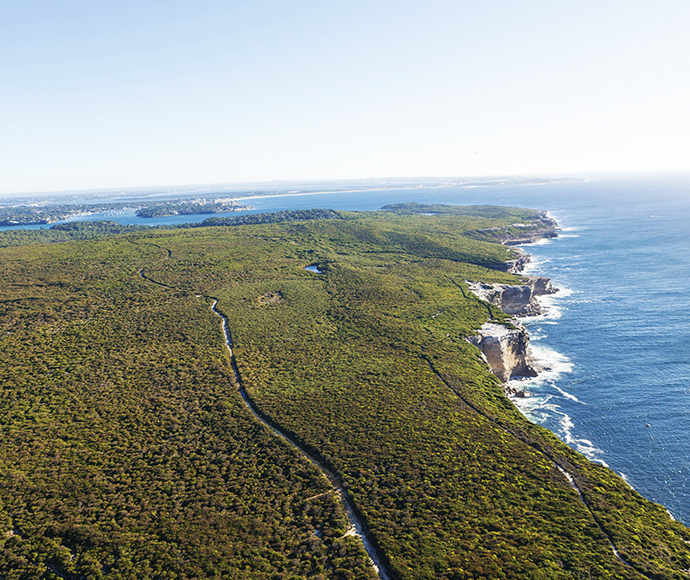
0,178 -> 581,231
0,177 -> 584,205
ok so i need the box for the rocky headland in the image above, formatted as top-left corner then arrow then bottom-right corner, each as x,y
468,274 -> 557,317
479,211 -> 558,247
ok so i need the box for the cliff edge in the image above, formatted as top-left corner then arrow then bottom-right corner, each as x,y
467,322 -> 540,386
468,225 -> 558,389
468,275 -> 556,317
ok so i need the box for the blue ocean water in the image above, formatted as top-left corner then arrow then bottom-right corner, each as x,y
3,175 -> 689,522
505,177 -> 690,524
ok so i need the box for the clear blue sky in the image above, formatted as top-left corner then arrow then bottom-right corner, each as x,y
2,0 -> 689,194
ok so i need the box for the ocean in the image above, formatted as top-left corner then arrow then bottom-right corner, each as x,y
4,174 -> 689,523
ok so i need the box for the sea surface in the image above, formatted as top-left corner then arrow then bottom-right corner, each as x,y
4,174 -> 689,523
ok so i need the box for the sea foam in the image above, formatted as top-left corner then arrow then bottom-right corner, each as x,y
504,258 -> 609,462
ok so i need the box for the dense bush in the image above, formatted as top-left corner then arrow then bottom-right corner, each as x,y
0,206 -> 688,579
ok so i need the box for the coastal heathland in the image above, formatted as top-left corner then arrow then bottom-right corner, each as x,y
0,206 -> 688,579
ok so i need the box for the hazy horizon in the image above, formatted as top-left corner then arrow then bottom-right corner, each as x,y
2,1 -> 689,195
4,169 -> 690,204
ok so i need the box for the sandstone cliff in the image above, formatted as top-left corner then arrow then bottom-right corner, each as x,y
467,273 -> 556,388
503,249 -> 532,274
467,323 -> 540,384
466,213 -> 559,387
474,211 -> 558,249
468,276 -> 557,317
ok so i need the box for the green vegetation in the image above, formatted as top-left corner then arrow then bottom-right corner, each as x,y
0,211 -> 344,249
0,221 -> 149,248
193,209 -> 344,228
135,201 -> 249,218
381,204 -> 557,246
380,203 -> 540,219
0,205 -> 688,579
0,198 -> 250,227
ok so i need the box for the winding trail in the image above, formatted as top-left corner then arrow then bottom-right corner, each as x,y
440,272 -> 653,576
208,299 -> 394,580
554,466 -> 630,565
440,272 -> 658,577
135,243 -> 393,580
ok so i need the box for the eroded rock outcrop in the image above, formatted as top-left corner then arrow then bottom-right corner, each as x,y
476,212 -> 558,249
468,323 -> 540,383
467,272 -> 557,387
466,215 -> 559,387
528,275 -> 556,296
503,249 -> 532,274
468,276 -> 557,317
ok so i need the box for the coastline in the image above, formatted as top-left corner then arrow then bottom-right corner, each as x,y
468,216 -> 612,469
467,215 -> 561,396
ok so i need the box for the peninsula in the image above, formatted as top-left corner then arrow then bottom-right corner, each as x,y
0,204 -> 687,579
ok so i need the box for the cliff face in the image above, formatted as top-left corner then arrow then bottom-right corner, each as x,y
466,211 -> 559,386
468,323 -> 540,384
503,250 -> 531,274
468,276 -> 556,317
528,275 -> 556,295
501,227 -> 557,246
467,273 -> 556,386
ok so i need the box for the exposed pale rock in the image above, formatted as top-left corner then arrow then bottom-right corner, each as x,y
468,276 -> 557,317
468,276 -> 556,316
468,323 -> 540,383
465,213 -> 560,388
504,251 -> 532,274
466,216 -> 559,386
466,275 -> 556,384
486,214 -> 558,261
502,228 -> 558,246
527,275 -> 556,296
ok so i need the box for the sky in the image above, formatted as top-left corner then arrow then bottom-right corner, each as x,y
1,0 -> 690,195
